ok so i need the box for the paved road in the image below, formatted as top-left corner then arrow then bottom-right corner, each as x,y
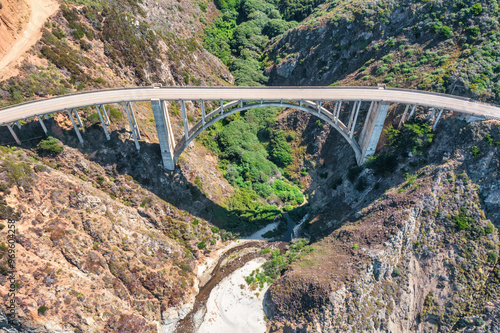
1,86 -> 500,125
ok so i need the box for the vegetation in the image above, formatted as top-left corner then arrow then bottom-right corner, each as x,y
245,239 -> 314,288
38,137 -> 64,155
367,119 -> 433,175
204,0 -> 298,85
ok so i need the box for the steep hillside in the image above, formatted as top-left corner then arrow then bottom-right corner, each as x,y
0,0 -> 233,109
264,118 -> 500,332
265,0 -> 500,102
0,139 -> 238,331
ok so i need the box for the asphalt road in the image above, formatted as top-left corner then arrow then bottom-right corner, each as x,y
1,86 -> 500,125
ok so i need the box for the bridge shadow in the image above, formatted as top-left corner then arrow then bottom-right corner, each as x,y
0,118 -> 279,236
283,108 -> 415,242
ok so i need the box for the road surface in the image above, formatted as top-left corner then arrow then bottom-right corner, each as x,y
1,86 -> 500,125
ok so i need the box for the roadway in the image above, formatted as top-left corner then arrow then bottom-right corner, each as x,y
1,86 -> 500,125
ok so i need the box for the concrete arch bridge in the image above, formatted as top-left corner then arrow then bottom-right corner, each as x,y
1,86 -> 499,170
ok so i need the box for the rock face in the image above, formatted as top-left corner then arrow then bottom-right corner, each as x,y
0,142 -> 230,332
264,0 -> 500,102
264,120 -> 500,332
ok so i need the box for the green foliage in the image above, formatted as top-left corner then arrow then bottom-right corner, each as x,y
268,130 -> 293,167
352,243 -> 358,250
211,226 -> 220,233
38,306 -> 49,314
384,119 -> 433,157
2,159 -> 33,188
88,112 -> 100,124
245,239 -> 314,287
439,25 -> 453,39
392,267 -> 402,277
452,209 -> 474,231
487,251 -> 498,263
471,146 -> 481,157
108,106 -> 123,120
38,136 -> 64,154
279,0 -> 325,21
471,3 -> 483,16
485,221 -> 495,234
197,241 -> 206,250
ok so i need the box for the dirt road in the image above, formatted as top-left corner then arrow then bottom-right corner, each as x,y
0,0 -> 59,79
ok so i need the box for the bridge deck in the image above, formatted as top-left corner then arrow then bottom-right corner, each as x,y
1,86 -> 500,125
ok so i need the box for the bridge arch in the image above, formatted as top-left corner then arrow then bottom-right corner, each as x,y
3,86 -> 500,170
172,100 -> 362,164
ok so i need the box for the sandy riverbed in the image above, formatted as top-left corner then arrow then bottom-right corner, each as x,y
196,257 -> 269,332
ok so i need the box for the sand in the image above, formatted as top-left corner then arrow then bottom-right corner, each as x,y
196,257 -> 269,333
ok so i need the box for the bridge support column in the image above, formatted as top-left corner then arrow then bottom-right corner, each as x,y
433,108 -> 445,130
37,116 -> 48,135
398,104 -> 410,129
201,100 -> 206,126
67,110 -> 84,143
128,103 -> 141,140
124,102 -> 140,151
96,105 -> 110,140
180,100 -> 189,141
16,121 -> 22,129
357,101 -> 391,165
100,105 -> 110,125
73,109 -> 84,128
7,124 -> 21,145
151,99 -> 176,171
350,100 -> 362,138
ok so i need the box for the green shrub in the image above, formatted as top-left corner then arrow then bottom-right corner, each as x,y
485,221 -> 495,234
471,146 -> 481,157
352,243 -> 358,250
392,267 -> 401,277
38,137 -> 63,154
38,306 -> 49,314
471,3 -> 483,15
487,251 -> 498,263
452,210 -> 473,230
108,107 -> 122,120
439,26 -> 453,39
197,241 -> 206,250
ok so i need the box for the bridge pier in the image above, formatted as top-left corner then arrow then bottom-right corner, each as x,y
151,99 -> 176,170
73,109 -> 84,128
124,102 -> 140,151
37,116 -> 48,135
357,101 -> 391,164
95,105 -> 110,140
67,110 -> 84,143
7,124 -> 21,145
433,108 -> 445,130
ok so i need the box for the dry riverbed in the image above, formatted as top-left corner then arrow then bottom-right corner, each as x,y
175,240 -> 269,332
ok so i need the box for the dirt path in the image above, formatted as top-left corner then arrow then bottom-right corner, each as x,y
0,0 -> 59,80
